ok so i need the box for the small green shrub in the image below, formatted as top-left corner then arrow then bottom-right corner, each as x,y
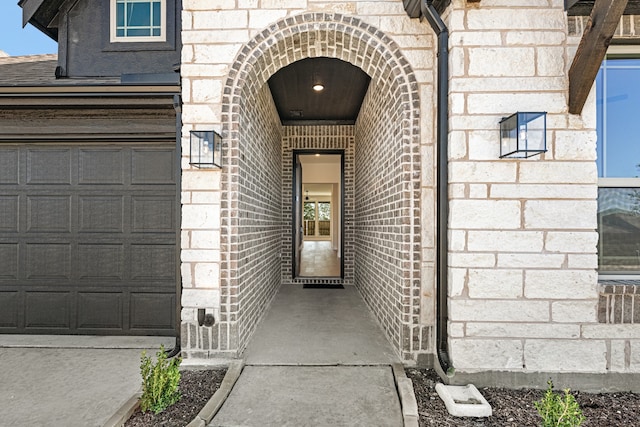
534,380 -> 585,427
139,345 -> 182,414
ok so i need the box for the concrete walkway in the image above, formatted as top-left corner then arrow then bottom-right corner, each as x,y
210,284 -> 404,427
0,336 -> 173,427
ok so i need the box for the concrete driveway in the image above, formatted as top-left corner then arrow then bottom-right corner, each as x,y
0,336 -> 173,427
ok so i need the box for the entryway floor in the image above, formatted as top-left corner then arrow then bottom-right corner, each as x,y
242,284 -> 401,365
209,284 -> 404,427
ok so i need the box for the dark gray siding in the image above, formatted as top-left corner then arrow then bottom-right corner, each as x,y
59,0 -> 181,78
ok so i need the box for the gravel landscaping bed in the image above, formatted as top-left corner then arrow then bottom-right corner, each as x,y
406,368 -> 640,426
125,369 -> 226,427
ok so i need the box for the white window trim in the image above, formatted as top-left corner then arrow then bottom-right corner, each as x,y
110,0 -> 167,43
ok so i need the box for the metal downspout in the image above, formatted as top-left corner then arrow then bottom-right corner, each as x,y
167,93 -> 183,359
421,0 -> 451,373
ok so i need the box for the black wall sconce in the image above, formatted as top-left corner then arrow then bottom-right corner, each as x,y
499,112 -> 547,158
190,130 -> 222,168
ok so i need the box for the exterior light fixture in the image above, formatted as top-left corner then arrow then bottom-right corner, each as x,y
499,112 -> 547,158
190,130 -> 222,168
312,83 -> 324,92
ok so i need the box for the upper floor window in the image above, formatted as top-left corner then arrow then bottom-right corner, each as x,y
597,48 -> 640,276
110,0 -> 166,43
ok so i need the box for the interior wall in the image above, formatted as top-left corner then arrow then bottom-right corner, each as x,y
235,83 -> 284,351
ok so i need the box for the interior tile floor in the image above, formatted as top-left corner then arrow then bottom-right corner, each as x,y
299,240 -> 341,277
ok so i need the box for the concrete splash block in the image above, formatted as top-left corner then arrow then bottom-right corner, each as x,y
435,383 -> 492,417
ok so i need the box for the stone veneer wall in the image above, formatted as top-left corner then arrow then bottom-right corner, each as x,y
281,125 -> 355,286
181,2 -> 437,360
444,0 -> 608,374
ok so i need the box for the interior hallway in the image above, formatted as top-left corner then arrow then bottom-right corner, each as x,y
299,240 -> 341,277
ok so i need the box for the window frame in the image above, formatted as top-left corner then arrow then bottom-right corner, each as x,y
110,0 -> 167,43
598,45 -> 640,279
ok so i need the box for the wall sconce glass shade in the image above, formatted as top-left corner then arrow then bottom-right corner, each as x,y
190,130 -> 222,168
499,112 -> 547,158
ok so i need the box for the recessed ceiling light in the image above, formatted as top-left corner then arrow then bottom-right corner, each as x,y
313,84 -> 324,92
315,153 -> 320,157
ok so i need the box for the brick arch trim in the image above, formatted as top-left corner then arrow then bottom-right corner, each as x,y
220,12 -> 422,350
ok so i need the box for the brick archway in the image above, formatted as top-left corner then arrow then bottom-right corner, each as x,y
220,12 -> 423,358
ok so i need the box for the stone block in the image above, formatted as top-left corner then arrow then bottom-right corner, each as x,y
498,253 -> 565,269
449,268 -> 467,297
194,263 -> 220,286
192,79 -> 223,103
467,92 -> 567,115
182,204 -> 220,229
449,131 -> 467,160
537,46 -> 565,76
191,230 -> 221,249
469,47 -> 535,77
191,191 -> 221,204
552,301 -> 597,323
545,231 -> 598,253
524,200 -> 597,229
506,31 -> 566,46
468,131 -> 500,161
449,300 -> 549,322
568,254 -> 598,269
449,322 -> 465,338
193,10 -> 248,29
450,76 -> 566,93
181,249 -> 222,263
450,31 -> 502,46
450,200 -> 521,229
519,162 -> 596,184
467,269 -> 523,299
249,10 -> 288,29
553,131 -> 597,160
525,270 -> 597,299
490,184 -> 596,200
468,231 -> 544,252
450,338 -> 523,370
450,162 -> 517,183
194,44 -> 242,64
450,230 -> 466,252
450,252 -> 496,268
466,9 -> 566,31
582,324 -> 640,339
609,340 -> 627,372
524,340 -> 607,372
182,288 -> 221,308
469,184 -> 487,199
466,322 -> 580,339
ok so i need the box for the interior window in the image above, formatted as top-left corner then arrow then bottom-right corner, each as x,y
597,55 -> 640,275
111,0 -> 166,42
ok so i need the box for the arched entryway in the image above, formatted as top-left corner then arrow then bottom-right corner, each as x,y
220,13 -> 425,360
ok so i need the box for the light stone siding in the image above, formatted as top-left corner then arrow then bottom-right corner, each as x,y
180,0 -> 640,377
444,0 -> 607,374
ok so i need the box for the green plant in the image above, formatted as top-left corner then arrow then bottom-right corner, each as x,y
139,345 -> 182,414
534,380 -> 585,427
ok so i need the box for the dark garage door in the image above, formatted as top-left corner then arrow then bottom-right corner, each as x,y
0,143 -> 178,335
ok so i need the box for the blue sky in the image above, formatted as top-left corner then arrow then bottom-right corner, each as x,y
0,3 -> 58,56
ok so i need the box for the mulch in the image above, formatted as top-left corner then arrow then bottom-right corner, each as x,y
406,368 -> 640,427
124,369 -> 226,427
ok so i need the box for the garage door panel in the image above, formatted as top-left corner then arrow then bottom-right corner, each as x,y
130,293 -> 174,330
79,196 -> 124,232
27,196 -> 71,233
131,244 -> 175,280
77,292 -> 123,330
0,292 -> 19,327
0,149 -> 19,184
0,144 -> 177,335
25,243 -> 71,279
78,244 -> 124,280
132,149 -> 175,184
25,291 -> 70,329
0,196 -> 18,231
27,149 -> 71,184
79,149 -> 125,185
0,244 -> 18,279
133,197 -> 176,232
